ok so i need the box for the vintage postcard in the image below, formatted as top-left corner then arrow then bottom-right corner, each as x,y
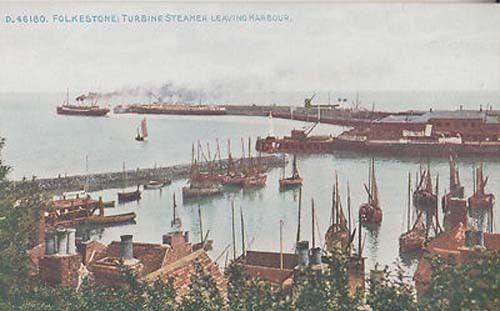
0,1 -> 499,309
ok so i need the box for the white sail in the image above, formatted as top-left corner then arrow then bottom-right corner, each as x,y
141,118 -> 148,138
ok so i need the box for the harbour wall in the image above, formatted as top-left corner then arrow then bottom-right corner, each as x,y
11,155 -> 286,194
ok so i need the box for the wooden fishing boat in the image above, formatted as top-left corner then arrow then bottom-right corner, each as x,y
279,155 -> 303,190
468,163 -> 494,210
325,179 -> 351,253
117,188 -> 141,203
85,212 -> 136,225
242,174 -> 267,188
359,159 -> 383,224
182,184 -> 223,199
413,165 -> 437,210
399,173 -> 426,253
144,180 -> 167,190
399,212 -> 426,253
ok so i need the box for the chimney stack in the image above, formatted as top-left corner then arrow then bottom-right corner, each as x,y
56,228 -> 68,255
120,235 -> 134,260
296,241 -> 309,267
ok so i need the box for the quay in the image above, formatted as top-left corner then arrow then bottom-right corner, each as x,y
11,155 -> 286,194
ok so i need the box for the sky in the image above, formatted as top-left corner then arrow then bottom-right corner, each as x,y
0,2 -> 499,95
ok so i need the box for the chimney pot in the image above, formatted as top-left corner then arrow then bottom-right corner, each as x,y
296,241 -> 309,266
309,247 -> 322,265
66,228 -> 76,255
120,235 -> 134,260
56,228 -> 68,255
45,232 -> 56,255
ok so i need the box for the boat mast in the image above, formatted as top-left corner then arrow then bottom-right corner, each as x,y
347,181 -> 351,234
296,187 -> 302,244
231,200 -> 236,260
240,206 -> 246,258
198,204 -> 203,244
407,172 -> 411,232
311,198 -> 316,248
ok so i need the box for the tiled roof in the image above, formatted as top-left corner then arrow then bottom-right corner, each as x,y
143,249 -> 226,297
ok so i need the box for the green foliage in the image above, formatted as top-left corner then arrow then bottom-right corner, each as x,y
367,264 -> 416,311
179,260 -> 224,311
419,252 -> 500,311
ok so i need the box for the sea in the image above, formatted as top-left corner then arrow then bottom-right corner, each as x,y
1,90 -> 499,274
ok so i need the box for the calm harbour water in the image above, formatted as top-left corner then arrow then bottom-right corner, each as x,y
1,92 -> 499,273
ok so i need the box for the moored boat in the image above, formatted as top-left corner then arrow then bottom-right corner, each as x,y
182,184 -> 223,199
399,173 -> 426,253
117,188 -> 142,203
85,212 -> 136,225
279,155 -> 303,190
413,164 -> 437,210
144,180 -> 167,190
359,159 -> 383,224
468,163 -> 494,210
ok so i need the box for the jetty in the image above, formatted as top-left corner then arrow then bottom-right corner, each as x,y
11,155 -> 286,194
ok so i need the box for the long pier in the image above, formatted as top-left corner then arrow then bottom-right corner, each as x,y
11,155 -> 286,194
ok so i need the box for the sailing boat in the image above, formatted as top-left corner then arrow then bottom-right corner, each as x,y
135,118 -> 148,141
117,163 -> 142,203
399,172 -> 426,253
359,159 -> 382,224
413,163 -> 437,210
325,177 -> 350,253
468,162 -> 495,210
279,155 -> 303,190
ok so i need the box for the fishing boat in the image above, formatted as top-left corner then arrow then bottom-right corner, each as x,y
359,159 -> 383,224
279,155 -> 303,190
468,163 -> 495,210
117,187 -> 142,203
442,156 -> 468,231
399,212 -> 426,253
242,174 -> 267,188
182,184 -> 223,199
413,164 -> 438,210
57,92 -> 109,117
85,212 -> 136,225
143,180 -> 168,190
399,173 -> 426,253
135,118 -> 148,141
325,179 -> 351,253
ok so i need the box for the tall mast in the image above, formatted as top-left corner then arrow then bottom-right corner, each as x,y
407,172 -> 411,232
347,181 -> 351,234
280,219 -> 284,270
311,198 -> 316,248
331,184 -> 336,227
198,204 -> 203,244
296,187 -> 302,243
336,174 -> 340,226
358,210 -> 362,258
231,200 -> 236,261
435,174 -> 441,234
240,206 -> 246,257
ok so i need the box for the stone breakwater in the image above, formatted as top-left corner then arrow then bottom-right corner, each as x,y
10,155 -> 286,194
